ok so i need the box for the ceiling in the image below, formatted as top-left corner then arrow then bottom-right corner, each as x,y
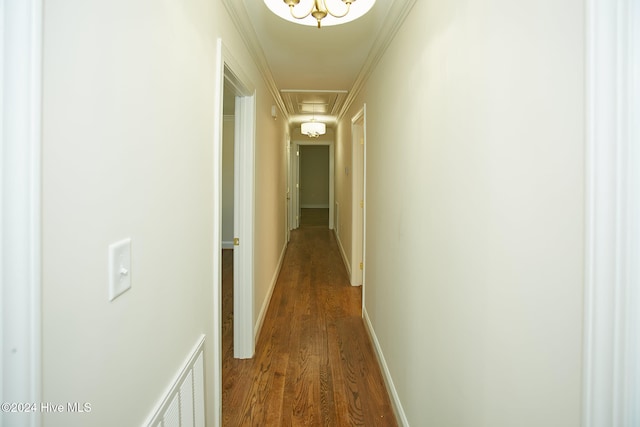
223,0 -> 416,127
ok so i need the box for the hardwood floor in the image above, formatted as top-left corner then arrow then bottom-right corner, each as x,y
222,225 -> 397,426
299,208 -> 329,227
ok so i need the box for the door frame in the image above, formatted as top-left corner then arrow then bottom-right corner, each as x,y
213,37 -> 256,423
290,140 -> 334,230
1,1 -> 43,425
582,0 -> 639,424
351,106 -> 366,288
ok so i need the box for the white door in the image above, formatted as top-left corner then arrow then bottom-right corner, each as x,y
232,94 -> 255,359
294,144 -> 301,228
351,107 -> 366,286
286,138 -> 291,241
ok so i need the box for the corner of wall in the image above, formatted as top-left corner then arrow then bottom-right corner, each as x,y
362,307 -> 409,427
254,239 -> 288,341
334,229 -> 351,280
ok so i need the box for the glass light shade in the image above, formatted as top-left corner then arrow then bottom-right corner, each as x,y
264,0 -> 376,28
301,121 -> 326,137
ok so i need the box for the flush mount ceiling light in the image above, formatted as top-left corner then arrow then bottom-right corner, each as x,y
301,104 -> 326,138
264,0 -> 376,28
301,121 -> 326,138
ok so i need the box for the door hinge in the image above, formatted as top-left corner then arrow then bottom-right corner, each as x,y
359,262 -> 363,270
360,200 -> 364,208
360,137 -> 364,145
234,238 -> 240,246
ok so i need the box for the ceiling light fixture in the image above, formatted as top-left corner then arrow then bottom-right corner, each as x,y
301,121 -> 326,138
264,0 -> 376,28
301,104 -> 326,138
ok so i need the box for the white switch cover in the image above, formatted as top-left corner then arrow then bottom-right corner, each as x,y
108,238 -> 131,301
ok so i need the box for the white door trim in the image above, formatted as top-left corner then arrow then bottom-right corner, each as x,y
350,106 -> 366,288
1,1 -> 43,426
583,0 -> 639,425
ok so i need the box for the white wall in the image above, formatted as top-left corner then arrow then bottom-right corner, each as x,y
253,95 -> 289,334
339,0 -> 585,425
41,1 -> 286,426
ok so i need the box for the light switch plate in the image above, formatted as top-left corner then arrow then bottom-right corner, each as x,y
108,238 -> 131,301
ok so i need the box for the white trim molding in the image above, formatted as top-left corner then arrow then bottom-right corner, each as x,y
220,0 -> 288,121
337,1 -> 416,120
144,335 -> 206,427
253,241 -> 287,342
1,1 -> 43,426
221,241 -> 235,250
333,229 -> 351,279
363,308 -> 408,427
583,0 -> 639,425
220,0 -> 416,124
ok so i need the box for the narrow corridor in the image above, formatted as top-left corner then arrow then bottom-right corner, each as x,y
222,217 -> 396,426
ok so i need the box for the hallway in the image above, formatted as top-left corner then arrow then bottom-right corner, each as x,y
8,0 -> 624,425
222,224 -> 396,426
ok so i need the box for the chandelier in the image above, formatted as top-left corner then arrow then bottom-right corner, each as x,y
264,0 -> 376,29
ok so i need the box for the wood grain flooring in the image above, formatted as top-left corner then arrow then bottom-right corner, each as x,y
299,208 -> 329,227
222,225 -> 397,426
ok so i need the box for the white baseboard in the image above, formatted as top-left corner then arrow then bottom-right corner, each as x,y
333,229 -> 351,278
300,204 -> 329,209
221,241 -> 234,249
254,241 -> 288,340
363,308 -> 409,427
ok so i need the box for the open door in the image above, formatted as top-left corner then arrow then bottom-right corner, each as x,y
218,54 -> 255,362
351,106 -> 366,287
286,136 -> 291,242
231,90 -> 255,360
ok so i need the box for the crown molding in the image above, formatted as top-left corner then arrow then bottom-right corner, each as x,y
221,0 -> 289,122
222,0 -> 416,124
337,0 -> 417,120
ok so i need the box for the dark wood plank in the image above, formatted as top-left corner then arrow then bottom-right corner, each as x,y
222,225 -> 397,426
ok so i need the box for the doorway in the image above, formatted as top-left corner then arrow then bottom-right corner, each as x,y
299,145 -> 330,227
290,141 -> 335,230
221,88 -> 236,371
221,63 -> 255,361
214,38 -> 257,425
